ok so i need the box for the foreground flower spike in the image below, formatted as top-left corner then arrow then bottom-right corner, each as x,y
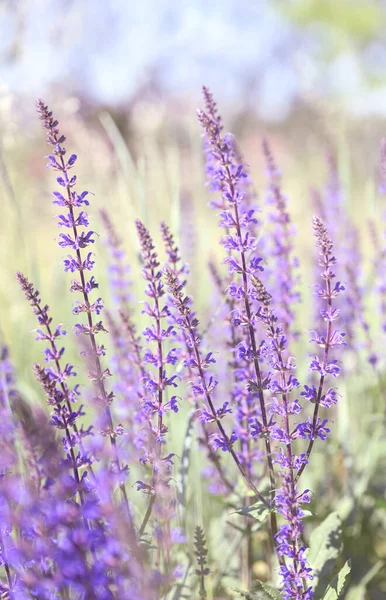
135,220 -> 179,543
16,273 -> 91,498
162,223 -> 235,495
249,277 -> 314,598
198,86 -> 277,529
262,138 -> 299,336
36,99 -> 133,527
295,217 -> 345,482
164,266 -> 267,505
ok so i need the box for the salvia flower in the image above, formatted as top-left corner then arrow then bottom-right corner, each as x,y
164,265 -> 266,505
296,216 -> 345,481
16,272 -> 91,501
135,220 -> 179,556
248,276 -> 314,598
198,86 -> 277,523
262,138 -> 300,336
161,223 -> 235,494
36,99 -> 133,526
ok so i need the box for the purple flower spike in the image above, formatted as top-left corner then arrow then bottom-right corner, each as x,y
135,220 -> 179,541
36,99 -> 134,531
161,222 -> 236,495
262,138 -> 300,337
164,265 -> 267,506
296,216 -> 345,482
198,86 -> 276,521
16,273 -> 91,496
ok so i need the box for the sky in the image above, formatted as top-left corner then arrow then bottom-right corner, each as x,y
2,0 -> 386,121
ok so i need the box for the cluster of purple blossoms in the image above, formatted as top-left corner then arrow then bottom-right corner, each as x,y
262,138 -> 300,337
197,87 -> 278,528
35,101 -> 131,517
197,88 -> 346,599
16,273 -> 92,493
135,220 -> 180,551
161,224 -> 237,496
0,87 -> 356,598
247,277 -> 314,599
163,265 -> 265,505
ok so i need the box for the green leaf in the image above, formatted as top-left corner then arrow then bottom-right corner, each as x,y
176,409 -> 195,522
231,581 -> 282,600
308,511 -> 343,592
230,588 -> 260,600
233,500 -> 271,523
256,581 -> 282,600
322,560 -> 351,600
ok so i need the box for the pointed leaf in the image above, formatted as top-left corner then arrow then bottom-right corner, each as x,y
230,588 -> 259,600
233,500 -> 271,523
255,581 -> 282,600
322,560 -> 351,600
308,511 -> 343,592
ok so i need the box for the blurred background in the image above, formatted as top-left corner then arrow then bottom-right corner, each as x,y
1,2 -> 386,596
2,0 -> 386,350
3,0 -> 386,119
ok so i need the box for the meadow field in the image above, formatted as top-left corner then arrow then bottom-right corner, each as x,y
1,2 -> 386,597
0,86 -> 385,599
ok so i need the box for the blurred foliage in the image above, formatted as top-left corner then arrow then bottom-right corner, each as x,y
279,0 -> 385,42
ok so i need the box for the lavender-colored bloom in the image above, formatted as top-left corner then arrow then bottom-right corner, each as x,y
161,223 -> 236,495
296,216 -> 345,481
262,138 -> 300,336
16,272 -> 91,502
36,100 -> 133,528
164,266 -> 265,505
247,275 -> 314,598
135,220 -> 179,559
198,86 -> 276,519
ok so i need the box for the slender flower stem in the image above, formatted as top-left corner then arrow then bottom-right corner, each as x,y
197,89 -> 278,536
138,494 -> 156,538
135,220 -> 179,544
162,224 -> 236,495
36,101 -> 134,532
295,216 -> 344,484
16,273 -> 91,535
295,312 -> 331,484
164,267 -> 269,507
222,163 -> 278,530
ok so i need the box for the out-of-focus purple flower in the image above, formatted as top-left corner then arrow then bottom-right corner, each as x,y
262,138 -> 300,336
100,208 -> 132,310
0,345 -> 19,597
16,272 -> 92,500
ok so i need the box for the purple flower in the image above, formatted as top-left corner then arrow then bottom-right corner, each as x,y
262,138 -> 300,336
198,87 -> 275,501
36,99 -> 135,533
